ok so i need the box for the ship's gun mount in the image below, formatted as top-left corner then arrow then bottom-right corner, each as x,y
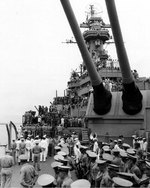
60,0 -> 112,115
105,0 -> 143,115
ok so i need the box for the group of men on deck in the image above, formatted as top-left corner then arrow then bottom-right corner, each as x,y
1,132 -> 150,187
11,134 -> 49,165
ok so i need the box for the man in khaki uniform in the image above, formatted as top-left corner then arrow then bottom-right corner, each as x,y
0,150 -> 14,188
11,139 -> 17,164
20,155 -> 38,188
57,165 -> 73,188
32,140 -> 42,171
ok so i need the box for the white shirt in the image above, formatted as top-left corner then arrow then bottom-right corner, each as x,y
143,141 -> 147,151
93,141 -> 98,153
40,139 -> 48,149
25,140 -> 31,150
73,144 -> 81,163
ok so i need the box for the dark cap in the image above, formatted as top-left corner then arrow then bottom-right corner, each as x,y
5,149 -> 12,154
112,149 -> 120,154
127,154 -> 137,160
34,140 -> 40,144
117,172 -> 134,179
108,164 -> 119,171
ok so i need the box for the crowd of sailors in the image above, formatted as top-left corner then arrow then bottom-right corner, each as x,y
1,132 -> 150,187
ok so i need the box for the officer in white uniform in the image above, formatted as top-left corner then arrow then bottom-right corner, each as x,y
40,136 -> 48,162
25,137 -> 32,162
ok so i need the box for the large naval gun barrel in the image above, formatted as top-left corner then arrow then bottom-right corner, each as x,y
60,0 -> 112,115
105,0 -> 143,115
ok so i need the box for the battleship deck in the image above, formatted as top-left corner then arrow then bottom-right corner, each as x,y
10,156 -> 76,187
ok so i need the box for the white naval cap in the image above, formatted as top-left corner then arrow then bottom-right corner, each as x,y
19,154 -> 28,161
122,143 -> 130,149
54,154 -> 64,161
102,153 -> 113,162
51,161 -> 63,169
57,165 -> 71,171
87,151 -> 97,158
54,146 -> 61,150
71,179 -> 91,188
126,148 -> 136,155
112,177 -> 133,187
57,151 -> 67,156
96,159 -> 107,165
37,174 -> 55,187
80,145 -> 88,149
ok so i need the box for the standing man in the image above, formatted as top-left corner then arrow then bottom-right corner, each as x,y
40,136 -> 48,162
73,138 -> 81,163
45,135 -> 49,159
143,138 -> 148,152
18,138 -> 26,165
16,138 -> 21,164
20,155 -> 38,188
88,152 -> 98,188
25,137 -> 32,162
32,140 -> 42,171
11,139 -> 17,164
19,137 -> 26,155
57,165 -> 73,188
0,150 -> 14,188
48,137 -> 54,157
95,159 -> 107,188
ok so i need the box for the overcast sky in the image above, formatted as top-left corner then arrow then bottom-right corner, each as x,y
0,0 -> 150,124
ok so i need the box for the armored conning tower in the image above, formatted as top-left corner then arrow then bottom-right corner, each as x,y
60,0 -> 150,146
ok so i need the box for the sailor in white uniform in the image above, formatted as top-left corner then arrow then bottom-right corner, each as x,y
40,136 -> 48,162
25,137 -> 32,162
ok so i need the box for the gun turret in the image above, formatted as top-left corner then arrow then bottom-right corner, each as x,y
105,0 -> 143,115
60,0 -> 112,115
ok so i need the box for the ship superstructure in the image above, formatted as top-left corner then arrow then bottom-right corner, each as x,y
66,5 -> 150,118
22,3 -> 150,143
67,5 -> 122,117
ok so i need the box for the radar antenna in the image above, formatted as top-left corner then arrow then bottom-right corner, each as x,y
85,4 -> 103,18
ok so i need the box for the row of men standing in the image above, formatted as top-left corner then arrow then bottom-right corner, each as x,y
11,135 -> 49,165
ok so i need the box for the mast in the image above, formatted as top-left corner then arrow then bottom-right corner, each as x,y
60,0 -> 112,115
